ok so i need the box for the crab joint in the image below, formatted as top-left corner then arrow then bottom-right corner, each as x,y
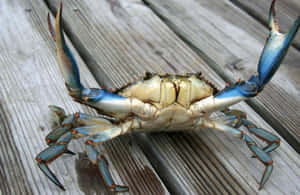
72,129 -> 78,135
86,140 -> 94,145
74,113 -> 80,118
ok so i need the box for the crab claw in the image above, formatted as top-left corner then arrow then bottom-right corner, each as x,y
209,0 -> 300,112
55,2 -> 83,95
257,0 -> 300,91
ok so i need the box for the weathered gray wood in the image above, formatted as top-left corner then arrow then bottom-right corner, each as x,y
0,0 -> 169,194
230,0 -> 300,50
47,0 -> 300,194
142,0 -> 300,152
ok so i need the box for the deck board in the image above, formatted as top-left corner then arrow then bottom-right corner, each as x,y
142,0 -> 300,152
46,0 -> 300,194
0,0 -> 169,194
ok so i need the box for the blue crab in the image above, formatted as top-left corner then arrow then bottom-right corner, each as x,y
36,0 -> 300,192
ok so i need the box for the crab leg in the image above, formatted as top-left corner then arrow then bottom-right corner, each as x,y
85,135 -> 129,192
36,106 -> 137,191
200,119 -> 274,190
36,131 -> 72,190
241,119 -> 280,154
222,109 -> 246,128
49,3 -> 156,119
191,0 -> 300,114
219,110 -> 280,154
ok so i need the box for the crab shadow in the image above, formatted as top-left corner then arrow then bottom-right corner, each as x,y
75,152 -> 115,195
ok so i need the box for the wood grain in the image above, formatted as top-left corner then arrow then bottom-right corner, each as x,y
142,0 -> 300,152
46,0 -> 300,194
0,0 -> 168,194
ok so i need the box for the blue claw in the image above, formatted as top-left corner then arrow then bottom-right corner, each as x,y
215,0 -> 299,104
53,3 -> 127,112
55,2 -> 83,93
258,0 -> 300,90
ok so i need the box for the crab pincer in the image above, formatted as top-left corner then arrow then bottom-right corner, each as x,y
257,0 -> 300,91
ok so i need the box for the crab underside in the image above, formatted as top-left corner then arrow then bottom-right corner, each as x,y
36,0 -> 300,192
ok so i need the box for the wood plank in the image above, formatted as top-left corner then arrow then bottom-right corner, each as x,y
0,0 -> 169,194
142,0 -> 300,152
230,0 -> 300,50
47,0 -> 300,194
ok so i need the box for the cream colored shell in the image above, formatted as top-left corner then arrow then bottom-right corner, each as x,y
119,75 -> 214,108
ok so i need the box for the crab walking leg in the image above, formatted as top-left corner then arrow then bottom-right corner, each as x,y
241,119 -> 280,154
36,109 -> 137,191
222,109 -> 247,128
217,110 -> 280,154
81,119 -> 138,192
191,0 -> 300,115
51,3 -> 157,119
36,131 -> 72,190
198,119 -> 274,190
85,136 -> 129,192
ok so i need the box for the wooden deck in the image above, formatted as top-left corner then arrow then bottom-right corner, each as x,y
0,0 -> 299,194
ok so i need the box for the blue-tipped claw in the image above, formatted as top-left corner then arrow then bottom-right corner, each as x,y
257,0 -> 300,90
55,2 -> 83,94
215,0 -> 299,104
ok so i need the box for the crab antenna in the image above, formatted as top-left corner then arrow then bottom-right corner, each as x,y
55,2 -> 83,93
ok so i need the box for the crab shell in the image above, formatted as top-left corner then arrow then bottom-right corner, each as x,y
115,73 -> 218,132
